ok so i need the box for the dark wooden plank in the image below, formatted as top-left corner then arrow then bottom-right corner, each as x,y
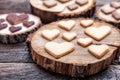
0,0 -> 31,14
0,43 -> 33,63
0,63 -> 120,80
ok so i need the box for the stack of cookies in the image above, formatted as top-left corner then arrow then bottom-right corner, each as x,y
0,0 -> 119,77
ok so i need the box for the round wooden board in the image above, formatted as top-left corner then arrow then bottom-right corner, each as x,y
96,2 -> 120,28
0,13 -> 41,44
27,18 -> 120,77
30,0 -> 96,23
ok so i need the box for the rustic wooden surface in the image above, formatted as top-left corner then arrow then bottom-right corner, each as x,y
0,0 -> 119,80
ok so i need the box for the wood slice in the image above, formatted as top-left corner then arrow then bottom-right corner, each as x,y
96,2 -> 120,28
0,13 -> 42,44
27,18 -> 120,77
30,0 -> 96,23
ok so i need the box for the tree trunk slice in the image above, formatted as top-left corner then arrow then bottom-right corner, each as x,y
96,3 -> 120,29
0,13 -> 42,44
30,0 -> 96,23
0,26 -> 41,44
27,18 -> 120,77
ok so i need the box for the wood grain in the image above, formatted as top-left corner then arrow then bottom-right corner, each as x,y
0,0 -> 31,13
28,18 -> 120,77
0,43 -> 33,63
0,63 -> 120,80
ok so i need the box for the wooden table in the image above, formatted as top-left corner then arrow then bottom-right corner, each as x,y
0,0 -> 120,80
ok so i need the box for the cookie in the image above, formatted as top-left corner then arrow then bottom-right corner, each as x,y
45,42 -> 75,58
112,10 -> 120,20
58,20 -> 75,31
0,24 -> 8,30
77,38 -> 93,47
23,21 -> 35,27
85,26 -> 111,41
6,13 -> 29,25
6,13 -> 20,25
110,2 -> 120,9
9,26 -> 22,33
76,0 -> 88,6
96,1 -> 120,28
0,19 -> 5,23
67,4 -> 79,11
80,19 -> 94,28
43,1 -> 57,8
19,13 -> 29,22
101,5 -> 115,14
58,0 -> 70,3
88,44 -> 109,59
62,32 -> 77,41
41,29 -> 60,41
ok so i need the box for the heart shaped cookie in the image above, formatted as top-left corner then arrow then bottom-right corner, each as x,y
0,19 -> 5,23
62,32 -> 77,41
0,24 -> 8,30
23,21 -> 35,27
67,4 -> 79,11
112,10 -> 120,20
76,0 -> 88,6
58,0 -> 70,3
6,13 -> 20,25
85,26 -> 111,41
110,2 -> 120,9
80,19 -> 94,28
101,5 -> 115,14
6,13 -> 29,25
45,42 -> 75,58
41,29 -> 60,41
19,13 -> 29,22
77,38 -> 93,47
43,1 -> 57,8
58,20 -> 75,31
88,44 -> 109,59
9,26 -> 22,33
